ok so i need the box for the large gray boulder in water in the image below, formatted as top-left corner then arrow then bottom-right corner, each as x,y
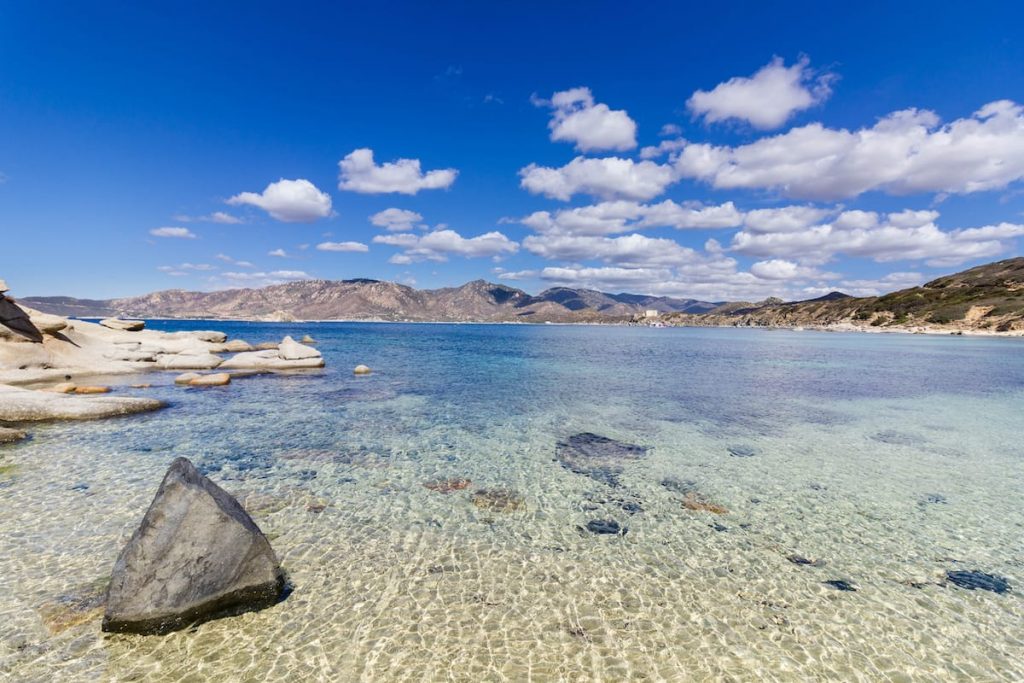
102,457 -> 285,634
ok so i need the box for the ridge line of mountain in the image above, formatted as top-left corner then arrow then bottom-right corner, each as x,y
13,257 -> 1024,332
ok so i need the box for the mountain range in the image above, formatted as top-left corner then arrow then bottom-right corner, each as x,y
15,258 -> 1024,331
17,279 -> 718,323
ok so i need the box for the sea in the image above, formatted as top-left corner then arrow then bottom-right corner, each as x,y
1,321 -> 1022,681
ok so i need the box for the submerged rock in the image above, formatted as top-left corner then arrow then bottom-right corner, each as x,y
946,570 -> 1011,594
300,335 -> 316,344
681,492 -> 729,515
823,579 -> 857,592
921,493 -> 948,505
471,488 -> 525,512
424,478 -> 472,493
727,444 -> 758,458
870,430 -> 922,447
660,477 -> 697,495
584,519 -> 626,535
555,432 -> 648,487
38,579 -> 108,634
102,457 -> 285,634
787,555 -> 826,567
0,426 -> 28,444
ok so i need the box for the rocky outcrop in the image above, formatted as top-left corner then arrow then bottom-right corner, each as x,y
220,338 -> 324,371
103,457 -> 285,634
655,258 -> 1024,334
0,295 -> 43,342
278,336 -> 320,361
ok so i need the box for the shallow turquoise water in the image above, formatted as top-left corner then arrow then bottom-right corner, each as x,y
1,323 -> 1023,681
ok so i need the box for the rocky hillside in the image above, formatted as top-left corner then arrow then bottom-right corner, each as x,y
20,279 -> 716,323
657,258 -> 1024,333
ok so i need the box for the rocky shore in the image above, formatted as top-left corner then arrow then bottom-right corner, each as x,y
1,279 -> 324,431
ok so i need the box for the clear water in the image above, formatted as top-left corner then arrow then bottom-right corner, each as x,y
1,323 -> 1023,681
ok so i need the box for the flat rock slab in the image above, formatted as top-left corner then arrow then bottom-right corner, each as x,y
103,457 -> 285,634
0,384 -> 164,421
100,318 -> 145,332
555,433 -> 648,487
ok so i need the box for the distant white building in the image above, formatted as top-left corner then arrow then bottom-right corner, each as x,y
644,309 -> 659,318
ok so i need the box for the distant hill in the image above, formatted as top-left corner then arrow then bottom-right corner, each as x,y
16,279 -> 717,323
659,258 -> 1024,332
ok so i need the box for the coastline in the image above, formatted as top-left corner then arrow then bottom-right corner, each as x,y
80,316 -> 1024,338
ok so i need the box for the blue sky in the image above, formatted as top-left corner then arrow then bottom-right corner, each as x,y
2,1 -> 1024,300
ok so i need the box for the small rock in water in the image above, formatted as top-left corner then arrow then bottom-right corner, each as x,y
0,426 -> 28,444
70,482 -> 89,492
353,364 -> 372,375
174,372 -> 201,385
584,519 -> 626,535
823,579 -> 857,592
921,493 -> 948,505
188,373 -> 231,387
555,433 -> 648,487
787,555 -> 826,567
727,444 -> 758,458
300,335 -> 317,344
74,385 -> 112,395
709,523 -> 728,532
471,488 -> 525,513
946,570 -> 1011,594
424,478 -> 472,493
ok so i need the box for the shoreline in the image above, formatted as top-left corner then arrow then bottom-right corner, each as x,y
77,316 -> 1024,338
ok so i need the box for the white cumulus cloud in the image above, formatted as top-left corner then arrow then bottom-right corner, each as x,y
687,56 -> 834,129
373,229 -> 517,263
538,87 -> 638,152
730,209 -> 1024,267
227,179 -> 333,222
519,156 -> 675,201
674,100 -> 1024,199
370,208 -> 424,232
521,200 -> 744,236
338,148 -> 457,194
